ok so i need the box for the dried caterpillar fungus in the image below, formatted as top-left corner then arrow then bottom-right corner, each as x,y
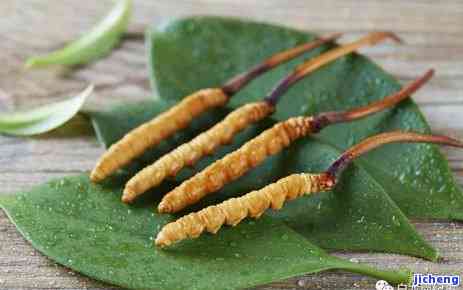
155,173 -> 333,247
158,116 -> 316,213
122,31 -> 399,202
155,131 -> 463,247
90,88 -> 228,182
122,101 -> 274,202
90,34 -> 340,182
157,69 -> 434,213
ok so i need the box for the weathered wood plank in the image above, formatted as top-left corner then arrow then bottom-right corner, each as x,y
4,0 -> 462,35
2,33 -> 463,109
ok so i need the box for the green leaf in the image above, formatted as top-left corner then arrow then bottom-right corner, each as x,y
88,99 -> 438,261
0,175 -> 411,290
147,17 -> 463,221
25,0 -> 132,68
0,85 -> 92,135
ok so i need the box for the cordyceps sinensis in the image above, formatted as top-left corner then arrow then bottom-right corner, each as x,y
89,33 -> 340,183
155,131 -> 463,247
157,69 -> 434,213
122,31 -> 401,203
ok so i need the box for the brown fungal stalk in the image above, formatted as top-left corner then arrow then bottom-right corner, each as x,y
221,33 -> 343,95
265,31 -> 401,105
155,131 -> 463,247
122,31 -> 399,203
157,69 -> 434,213
90,33 -> 340,183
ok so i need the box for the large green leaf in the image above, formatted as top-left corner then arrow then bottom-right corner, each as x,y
0,175 -> 411,290
88,99 -> 437,261
148,16 -> 463,221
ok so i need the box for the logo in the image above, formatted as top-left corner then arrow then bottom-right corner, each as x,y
376,274 -> 461,290
413,273 -> 460,288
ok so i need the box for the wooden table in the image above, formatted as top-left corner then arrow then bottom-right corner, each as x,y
0,1 -> 462,289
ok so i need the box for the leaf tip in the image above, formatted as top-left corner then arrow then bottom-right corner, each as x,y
24,58 -> 40,69
24,55 -> 57,69
83,84 -> 95,96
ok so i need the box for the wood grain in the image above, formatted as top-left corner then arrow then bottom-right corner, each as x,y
0,1 -> 462,289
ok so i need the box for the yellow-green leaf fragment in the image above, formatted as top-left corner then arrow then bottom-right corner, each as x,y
0,85 -> 93,135
25,0 -> 132,68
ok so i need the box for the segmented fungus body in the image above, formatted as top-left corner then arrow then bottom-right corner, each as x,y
91,89 -> 227,182
123,31 -> 399,202
155,173 -> 333,247
90,33 -> 340,182
158,116 -> 316,213
123,101 -> 273,202
158,69 -> 434,213
155,131 -> 463,247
